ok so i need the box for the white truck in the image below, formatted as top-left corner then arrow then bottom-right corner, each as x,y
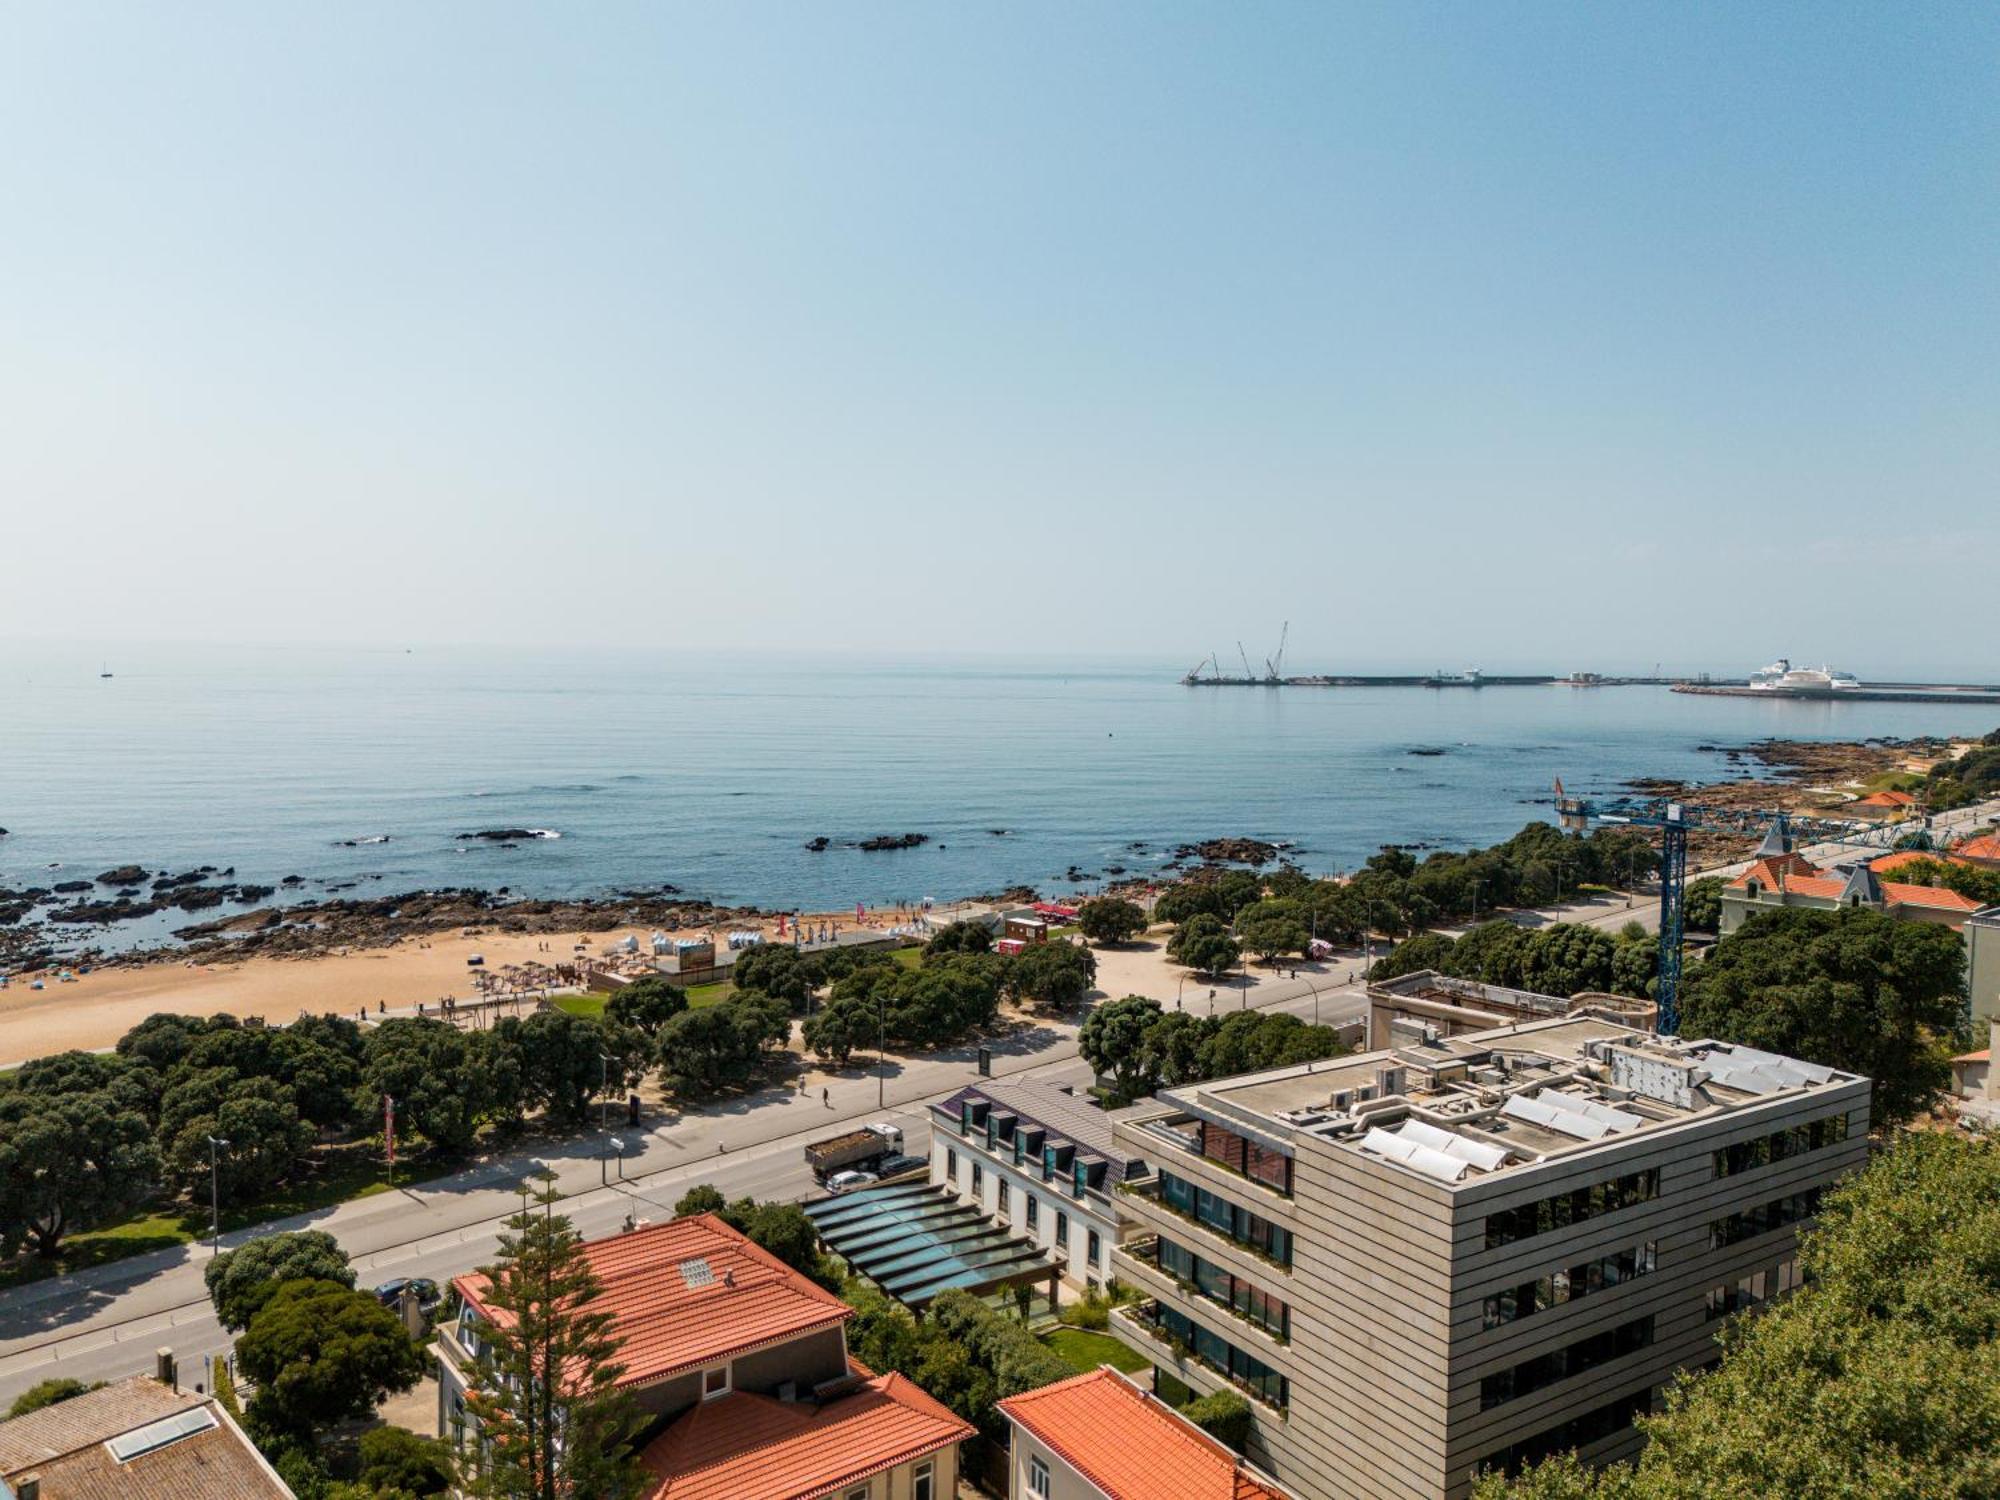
804,1122 -> 904,1180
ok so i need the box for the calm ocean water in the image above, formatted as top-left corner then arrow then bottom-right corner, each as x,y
3,643 -> 1995,949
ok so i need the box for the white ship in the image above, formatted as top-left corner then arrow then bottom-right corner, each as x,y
1746,659 -> 1861,693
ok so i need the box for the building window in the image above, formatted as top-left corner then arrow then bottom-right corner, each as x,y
998,1182 -> 1010,1220
913,1460 -> 934,1500
1706,1258 -> 1804,1321
1200,1122 -> 1294,1195
1158,1171 -> 1293,1268
844,1487 -> 869,1500
961,1102 -> 974,1135
1708,1188 -> 1822,1250
1026,1194 -> 1039,1230
1014,1134 -> 1026,1166
986,1116 -> 998,1149
1055,1210 -> 1069,1256
1087,1228 -> 1101,1267
1483,1168 -> 1662,1250
1479,1315 -> 1655,1410
1043,1145 -> 1058,1182
1486,1387 -> 1657,1477
972,1163 -> 983,1196
946,1148 -> 957,1184
1150,1303 -> 1288,1408
702,1364 -> 731,1400
1712,1115 -> 1850,1180
1154,1235 -> 1289,1340
1028,1455 -> 1051,1499
1481,1243 -> 1658,1330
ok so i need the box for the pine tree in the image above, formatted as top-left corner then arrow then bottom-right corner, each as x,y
464,1178 -> 646,1500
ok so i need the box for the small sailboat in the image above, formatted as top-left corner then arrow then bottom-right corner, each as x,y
99,662 -> 113,678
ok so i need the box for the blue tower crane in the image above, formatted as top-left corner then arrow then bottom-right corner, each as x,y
1552,782 -> 1932,1036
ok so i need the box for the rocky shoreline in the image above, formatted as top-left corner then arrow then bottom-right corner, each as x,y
2,731 -> 1976,978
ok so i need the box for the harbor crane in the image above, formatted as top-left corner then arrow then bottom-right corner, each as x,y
1264,621 -> 1289,683
1553,782 -> 1933,1036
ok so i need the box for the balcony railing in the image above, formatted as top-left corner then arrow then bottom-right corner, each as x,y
1114,1303 -> 1288,1413
1111,1241 -> 1290,1347
1116,1178 -> 1291,1275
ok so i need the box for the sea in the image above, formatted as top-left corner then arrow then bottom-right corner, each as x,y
4,643 -> 1995,954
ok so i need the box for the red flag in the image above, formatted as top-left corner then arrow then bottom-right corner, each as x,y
384,1094 -> 396,1169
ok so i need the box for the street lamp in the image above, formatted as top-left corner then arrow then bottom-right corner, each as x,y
602,1136 -> 628,1185
207,1136 -> 230,1254
1176,975 -> 1188,1012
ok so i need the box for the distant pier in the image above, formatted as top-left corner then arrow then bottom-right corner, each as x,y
1672,683 -> 2000,705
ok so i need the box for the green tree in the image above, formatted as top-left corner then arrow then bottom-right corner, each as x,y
206,1229 -> 355,1331
1517,924 -> 1617,997
269,1016 -> 367,1135
653,994 -> 789,1098
1879,856 -> 2000,907
1167,914 -> 1240,977
0,1089 -> 160,1257
1446,920 -> 1530,987
1180,1389 -> 1251,1451
1682,877 -> 1725,934
1076,897 -> 1147,947
1367,930 -> 1453,981
1137,1011 -> 1217,1088
800,996 -> 864,1065
673,1183 -> 728,1218
164,1078 -> 315,1204
495,1010 -> 614,1129
1679,907 -> 1968,1125
357,1425 -> 457,1498
604,976 -> 689,1037
1235,899 -> 1309,962
1079,996 -> 1164,1102
1479,1133 -> 2000,1500
1153,884 -> 1225,925
7,1378 -> 103,1418
923,920 -> 993,958
463,1188 -> 646,1500
360,1017 -> 492,1154
729,945 -> 822,1010
1007,941 -> 1097,1009
236,1279 -> 424,1443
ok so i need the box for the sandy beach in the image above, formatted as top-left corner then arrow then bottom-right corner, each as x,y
0,905 -> 939,1065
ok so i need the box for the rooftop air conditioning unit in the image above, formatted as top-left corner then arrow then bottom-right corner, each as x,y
1377,1067 -> 1406,1096
1331,1090 -> 1354,1111
1355,1085 -> 1376,1103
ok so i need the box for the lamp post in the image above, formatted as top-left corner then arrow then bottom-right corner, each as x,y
1176,975 -> 1188,1012
1301,971 -> 1323,1029
877,989 -> 888,1109
602,1136 -> 628,1185
611,1137 -> 626,1180
207,1136 -> 230,1255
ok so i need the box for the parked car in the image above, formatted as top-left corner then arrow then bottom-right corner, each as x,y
373,1276 -> 441,1313
825,1169 -> 880,1195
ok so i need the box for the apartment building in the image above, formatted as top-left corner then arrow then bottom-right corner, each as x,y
1721,850 -> 1981,935
1104,1015 -> 1870,1500
437,1213 -> 970,1499
1369,970 -> 1656,1050
930,1079 -> 1147,1290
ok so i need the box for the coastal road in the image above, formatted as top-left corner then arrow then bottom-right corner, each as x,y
0,969 -> 1370,1406
8,794 -> 1994,1405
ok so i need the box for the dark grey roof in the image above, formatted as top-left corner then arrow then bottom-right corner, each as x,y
1755,817 -> 1794,859
1838,862 -> 1884,905
933,1079 -> 1144,1177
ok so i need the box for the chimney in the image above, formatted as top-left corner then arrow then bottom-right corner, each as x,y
155,1347 -> 178,1391
17,1475 -> 42,1500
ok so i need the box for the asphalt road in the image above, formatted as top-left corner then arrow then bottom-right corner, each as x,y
6,794 -> 1992,1407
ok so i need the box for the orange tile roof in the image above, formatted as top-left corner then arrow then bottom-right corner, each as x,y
640,1371 -> 972,1500
998,1368 -> 1291,1500
1882,881 -> 1983,913
453,1214 -> 852,1390
1855,790 -> 1918,808
1730,853 -> 1822,890
1955,1049 -> 1991,1064
1953,833 -> 2000,862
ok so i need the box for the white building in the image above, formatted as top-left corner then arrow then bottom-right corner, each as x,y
929,1078 -> 1145,1291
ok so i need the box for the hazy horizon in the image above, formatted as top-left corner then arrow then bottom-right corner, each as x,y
4,5 -> 1996,676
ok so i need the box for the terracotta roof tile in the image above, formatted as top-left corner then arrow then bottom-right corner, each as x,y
453,1215 -> 852,1390
998,1367 -> 1291,1500
1854,790 -> 1917,808
1953,833 -> 2000,862
1729,857 -> 1980,913
640,1371 -> 972,1500
1955,1049 -> 1991,1064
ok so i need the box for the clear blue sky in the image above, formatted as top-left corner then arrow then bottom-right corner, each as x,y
3,5 -> 1995,676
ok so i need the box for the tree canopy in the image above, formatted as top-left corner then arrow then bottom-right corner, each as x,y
1079,999 -> 1346,1105
1679,906 -> 1967,1125
206,1229 -> 355,1331
1167,914 -> 1240,977
1478,1133 -> 2000,1500
1076,897 -> 1147,947
1006,941 -> 1097,1009
236,1278 -> 425,1443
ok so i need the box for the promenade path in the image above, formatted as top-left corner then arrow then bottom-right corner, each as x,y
3,794 -> 1991,1406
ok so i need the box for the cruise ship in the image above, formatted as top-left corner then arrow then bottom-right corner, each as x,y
1746,659 -> 1862,694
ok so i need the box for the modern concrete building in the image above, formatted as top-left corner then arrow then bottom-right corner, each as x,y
1966,905 -> 2000,1030
1104,1016 -> 1870,1500
1369,970 -> 1655,1050
929,1079 -> 1147,1290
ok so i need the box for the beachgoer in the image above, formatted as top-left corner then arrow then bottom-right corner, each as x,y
822,1087 -> 830,1107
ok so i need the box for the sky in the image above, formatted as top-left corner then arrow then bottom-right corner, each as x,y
2,4 -> 1995,676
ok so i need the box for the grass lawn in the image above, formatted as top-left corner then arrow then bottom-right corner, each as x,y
1862,769 -> 1927,793
554,992 -> 607,1019
0,1142 -> 418,1293
688,980 -> 735,1008
1042,1326 -> 1150,1375
890,946 -> 922,969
